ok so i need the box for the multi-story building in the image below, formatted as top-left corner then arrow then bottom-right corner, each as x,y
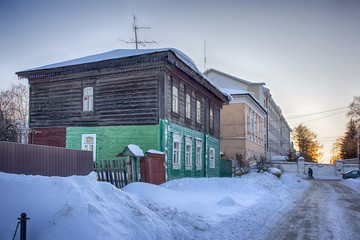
204,68 -> 291,160
16,48 -> 230,181
263,88 -> 292,159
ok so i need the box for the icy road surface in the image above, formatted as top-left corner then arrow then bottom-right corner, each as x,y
266,180 -> 360,240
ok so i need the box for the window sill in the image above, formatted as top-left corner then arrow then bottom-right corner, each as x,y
172,164 -> 180,170
185,166 -> 192,171
171,111 -> 180,119
81,111 -> 95,117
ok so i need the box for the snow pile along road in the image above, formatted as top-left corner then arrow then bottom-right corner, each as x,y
0,172 -> 309,240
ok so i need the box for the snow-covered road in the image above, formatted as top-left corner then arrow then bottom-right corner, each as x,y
266,180 -> 360,240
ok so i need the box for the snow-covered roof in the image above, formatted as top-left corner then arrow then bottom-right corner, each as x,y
146,149 -> 165,155
18,48 -> 231,101
126,144 -> 144,157
204,68 -> 265,86
25,48 -> 192,72
221,87 -> 268,113
219,88 -> 250,95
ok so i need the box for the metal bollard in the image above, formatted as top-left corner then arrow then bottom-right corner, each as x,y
17,213 -> 30,240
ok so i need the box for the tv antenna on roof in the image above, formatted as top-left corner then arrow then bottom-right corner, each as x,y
120,14 -> 157,49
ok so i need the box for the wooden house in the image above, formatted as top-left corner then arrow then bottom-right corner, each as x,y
16,48 -> 230,181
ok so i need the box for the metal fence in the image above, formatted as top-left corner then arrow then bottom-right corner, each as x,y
0,141 -> 93,177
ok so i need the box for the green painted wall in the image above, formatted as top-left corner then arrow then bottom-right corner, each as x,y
206,135 -> 221,178
65,121 -> 222,182
66,125 -> 161,161
161,120 -> 222,181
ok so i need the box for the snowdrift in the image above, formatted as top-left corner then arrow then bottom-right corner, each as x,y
0,172 -> 309,240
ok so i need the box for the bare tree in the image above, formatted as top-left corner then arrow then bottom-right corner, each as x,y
348,96 -> 360,122
0,83 -> 29,142
232,153 -> 250,176
255,155 -> 272,173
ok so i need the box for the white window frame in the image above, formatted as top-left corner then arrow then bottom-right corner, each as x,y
209,107 -> 214,130
172,133 -> 181,170
196,140 -> 202,171
83,87 -> 93,111
185,136 -> 192,170
196,99 -> 201,123
172,85 -> 179,113
186,93 -> 191,119
209,148 -> 215,169
82,134 -> 96,161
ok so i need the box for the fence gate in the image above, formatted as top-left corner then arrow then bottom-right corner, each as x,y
93,160 -> 128,188
140,152 -> 165,185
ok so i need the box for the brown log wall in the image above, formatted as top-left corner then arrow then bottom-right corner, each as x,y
0,141 -> 93,177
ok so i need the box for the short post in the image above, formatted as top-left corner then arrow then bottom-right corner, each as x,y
297,157 -> 305,177
17,213 -> 30,240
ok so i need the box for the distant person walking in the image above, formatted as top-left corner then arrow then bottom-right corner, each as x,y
307,167 -> 314,179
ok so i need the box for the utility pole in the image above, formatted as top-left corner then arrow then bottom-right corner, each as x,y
121,14 -> 157,49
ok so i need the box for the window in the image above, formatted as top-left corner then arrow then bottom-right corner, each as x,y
196,99 -> 201,123
185,137 -> 192,170
82,134 -> 96,161
185,93 -> 191,119
172,85 -> 179,113
172,133 -> 181,170
196,140 -> 202,170
209,148 -> 215,168
83,87 -> 93,111
209,106 -> 214,130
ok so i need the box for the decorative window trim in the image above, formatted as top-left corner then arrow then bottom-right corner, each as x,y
83,87 -> 94,112
185,136 -> 192,171
196,139 -> 203,171
209,147 -> 215,169
172,132 -> 182,170
81,134 -> 96,161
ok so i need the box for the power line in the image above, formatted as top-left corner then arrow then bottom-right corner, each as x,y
285,106 -> 348,119
296,110 -> 348,124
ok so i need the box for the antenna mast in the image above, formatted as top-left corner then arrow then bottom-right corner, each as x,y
122,14 -> 157,49
204,40 -> 207,71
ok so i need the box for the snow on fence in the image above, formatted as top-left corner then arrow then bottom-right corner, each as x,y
93,160 -> 128,188
271,157 -> 360,178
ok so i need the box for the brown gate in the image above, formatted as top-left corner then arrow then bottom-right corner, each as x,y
140,152 -> 165,185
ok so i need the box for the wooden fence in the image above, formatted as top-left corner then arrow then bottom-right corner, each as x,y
93,160 -> 128,188
0,141 -> 93,177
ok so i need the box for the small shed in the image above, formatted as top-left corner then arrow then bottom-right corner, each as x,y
117,144 -> 144,183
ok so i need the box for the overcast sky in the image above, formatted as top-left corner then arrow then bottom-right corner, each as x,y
1,0 -> 359,162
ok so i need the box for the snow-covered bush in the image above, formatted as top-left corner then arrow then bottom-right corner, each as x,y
233,153 -> 250,176
255,155 -> 271,173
